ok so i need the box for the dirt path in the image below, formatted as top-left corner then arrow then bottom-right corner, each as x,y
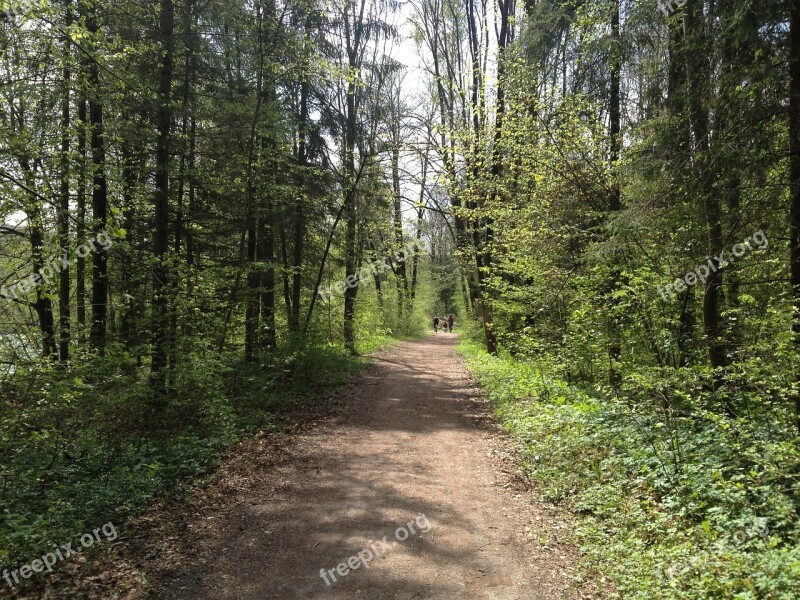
152,336 -> 588,599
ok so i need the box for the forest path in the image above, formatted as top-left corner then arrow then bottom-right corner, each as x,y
153,335 -> 587,599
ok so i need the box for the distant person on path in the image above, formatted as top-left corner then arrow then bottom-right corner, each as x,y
447,315 -> 454,332
442,318 -> 449,333
433,316 -> 439,333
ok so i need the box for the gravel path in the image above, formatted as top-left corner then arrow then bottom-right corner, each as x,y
156,335 -> 586,599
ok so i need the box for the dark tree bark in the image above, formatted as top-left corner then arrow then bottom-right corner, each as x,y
58,1 -> 72,362
87,4 -> 108,352
244,1 -> 272,360
342,0 -> 367,354
258,206 -> 276,350
151,0 -> 175,394
259,0 -> 278,350
27,199 -> 57,358
685,0 -> 727,385
76,96 -> 87,331
789,0 -> 800,430
120,140 -> 137,352
607,0 -> 622,386
290,11 -> 312,334
666,0 -> 694,368
474,0 -> 512,356
391,123 -> 407,319
410,143 -> 428,303
280,223 -> 292,323
245,201 -> 259,360
304,202 -> 346,336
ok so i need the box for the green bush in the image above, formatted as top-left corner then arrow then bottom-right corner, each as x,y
0,335 -> 381,586
458,339 -> 800,599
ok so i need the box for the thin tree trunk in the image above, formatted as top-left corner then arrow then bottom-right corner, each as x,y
121,143 -> 137,351
685,0 -> 727,386
245,202 -> 259,360
789,0 -> 800,430
410,147 -> 428,303
343,72 -> 359,353
374,257 -> 384,310
27,199 -> 57,358
186,115 -> 197,268
391,127 -> 407,319
304,202 -> 346,336
244,3 -> 267,361
87,4 -> 108,352
280,223 -> 292,323
259,0 -> 277,351
151,0 -> 175,394
290,14 -> 312,334
76,96 -> 87,331
258,207 -> 276,350
58,2 -> 72,362
607,0 -> 622,386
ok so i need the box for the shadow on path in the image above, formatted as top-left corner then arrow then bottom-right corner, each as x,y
154,335 -> 582,600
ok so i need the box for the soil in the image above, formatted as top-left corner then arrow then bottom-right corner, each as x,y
137,335 -> 596,599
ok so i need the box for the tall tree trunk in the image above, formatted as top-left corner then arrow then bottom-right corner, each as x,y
175,0 -> 196,263
789,0 -> 800,430
244,158 -> 260,361
607,0 -> 622,386
303,202 -> 346,336
27,199 -> 57,358
475,0 -> 512,356
667,0 -> 694,368
186,115 -> 197,268
58,2 -> 72,362
391,125 -> 407,320
151,0 -> 175,394
259,0 -> 277,350
465,0 -> 486,321
120,142 -> 137,352
410,145 -> 428,303
343,25 -> 360,354
341,0 -> 371,354
76,96 -> 87,331
280,223 -> 292,323
245,3 -> 267,361
685,0 -> 727,386
290,13 -> 312,334
87,5 -> 108,352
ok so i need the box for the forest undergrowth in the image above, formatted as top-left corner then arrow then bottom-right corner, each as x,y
459,338 -> 800,599
0,332 -> 399,591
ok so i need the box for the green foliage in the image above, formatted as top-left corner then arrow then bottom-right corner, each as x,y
458,339 -> 800,599
0,336 -> 379,585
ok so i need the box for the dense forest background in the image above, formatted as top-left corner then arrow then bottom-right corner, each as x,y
2,0 -> 800,597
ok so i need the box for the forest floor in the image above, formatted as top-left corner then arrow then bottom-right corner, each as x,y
96,336 -> 597,599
